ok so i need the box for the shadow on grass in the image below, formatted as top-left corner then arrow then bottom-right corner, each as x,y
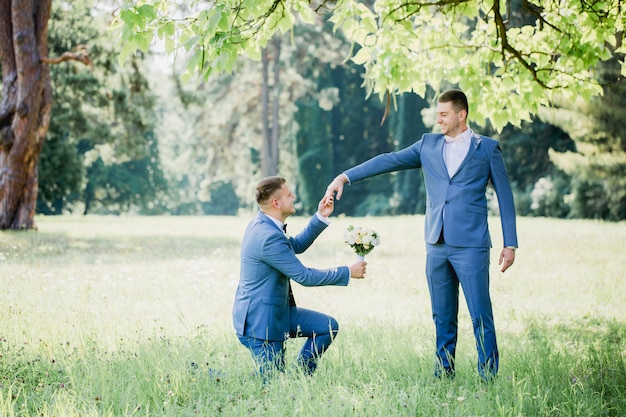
0,233 -> 240,264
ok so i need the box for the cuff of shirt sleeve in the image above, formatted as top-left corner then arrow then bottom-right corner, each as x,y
315,211 -> 331,225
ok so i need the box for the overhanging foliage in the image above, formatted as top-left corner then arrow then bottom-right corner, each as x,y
111,0 -> 624,131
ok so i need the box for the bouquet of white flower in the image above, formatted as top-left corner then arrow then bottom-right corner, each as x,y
344,225 -> 380,261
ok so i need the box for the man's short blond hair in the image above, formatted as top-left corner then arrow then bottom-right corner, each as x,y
255,176 -> 286,205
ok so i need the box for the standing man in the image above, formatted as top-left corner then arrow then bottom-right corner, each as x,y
324,90 -> 517,380
233,176 -> 367,378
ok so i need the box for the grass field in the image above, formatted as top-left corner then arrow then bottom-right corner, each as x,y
1,214 -> 624,416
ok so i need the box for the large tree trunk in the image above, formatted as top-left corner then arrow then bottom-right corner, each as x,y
260,35 -> 281,177
0,0 -> 52,230
270,36 -> 281,174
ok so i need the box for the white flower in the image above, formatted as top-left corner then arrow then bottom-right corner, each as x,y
344,225 -> 380,256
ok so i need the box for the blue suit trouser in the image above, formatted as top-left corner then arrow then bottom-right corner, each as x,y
237,306 -> 339,377
425,243 -> 498,379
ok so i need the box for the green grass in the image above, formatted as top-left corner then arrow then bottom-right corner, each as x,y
1,214 -> 625,416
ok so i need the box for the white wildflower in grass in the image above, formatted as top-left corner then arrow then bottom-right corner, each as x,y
344,225 -> 380,257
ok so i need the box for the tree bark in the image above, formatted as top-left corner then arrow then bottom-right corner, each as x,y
261,45 -> 272,177
0,0 -> 52,230
270,36 -> 281,174
260,35 -> 281,177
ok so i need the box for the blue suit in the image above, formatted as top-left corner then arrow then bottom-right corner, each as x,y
344,132 -> 517,378
233,211 -> 350,375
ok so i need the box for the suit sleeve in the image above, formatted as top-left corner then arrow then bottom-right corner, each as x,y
289,215 -> 327,254
344,138 -> 423,183
489,143 -> 518,247
263,232 -> 350,287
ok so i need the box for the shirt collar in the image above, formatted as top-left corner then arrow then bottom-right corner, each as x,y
445,127 -> 473,143
264,212 -> 286,233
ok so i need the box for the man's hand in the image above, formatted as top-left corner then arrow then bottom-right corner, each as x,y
317,194 -> 334,218
499,248 -> 516,272
349,260 -> 367,278
324,174 -> 348,204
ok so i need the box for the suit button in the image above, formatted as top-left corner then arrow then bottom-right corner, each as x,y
445,201 -> 449,204
449,180 -> 453,185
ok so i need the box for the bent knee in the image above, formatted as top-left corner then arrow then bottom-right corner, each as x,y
328,317 -> 339,335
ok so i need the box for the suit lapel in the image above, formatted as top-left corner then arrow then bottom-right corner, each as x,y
258,211 -> 296,305
437,134 -> 449,177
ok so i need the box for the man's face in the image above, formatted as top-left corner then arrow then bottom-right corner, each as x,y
436,101 -> 466,137
276,183 -> 296,217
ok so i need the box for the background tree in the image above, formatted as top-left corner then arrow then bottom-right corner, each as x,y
153,38 -> 309,214
99,0 -> 626,219
494,119 -> 574,217
325,62 -> 392,216
260,36 -> 281,177
388,92 -> 429,215
111,0 -> 626,221
35,0 -> 167,216
541,57 -> 626,221
0,1 -> 83,229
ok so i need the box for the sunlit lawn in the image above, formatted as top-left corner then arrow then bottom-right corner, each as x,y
1,214 -> 624,416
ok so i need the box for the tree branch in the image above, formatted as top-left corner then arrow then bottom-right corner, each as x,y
387,0 -> 472,22
40,45 -> 92,67
521,0 -> 561,33
492,0 -> 550,88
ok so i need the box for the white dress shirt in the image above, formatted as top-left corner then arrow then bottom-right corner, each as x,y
443,128 -> 473,178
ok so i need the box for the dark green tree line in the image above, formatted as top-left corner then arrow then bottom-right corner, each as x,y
22,1 -> 626,221
544,57 -> 626,221
37,0 -> 166,215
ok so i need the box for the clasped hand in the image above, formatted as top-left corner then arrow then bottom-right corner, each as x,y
324,175 -> 347,205
318,193 -> 335,217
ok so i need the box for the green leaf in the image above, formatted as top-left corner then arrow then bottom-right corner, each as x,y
277,10 -> 295,33
491,109 -> 510,132
205,9 -> 222,34
361,15 -> 377,33
157,22 -> 174,40
243,42 -> 262,61
352,46 -> 372,65
135,31 -> 153,53
182,35 -> 200,53
136,4 -> 157,21
164,37 -> 176,54
118,42 -> 134,66
185,51 -> 200,74
296,3 -> 317,25
120,9 -> 139,30
460,2 -> 479,18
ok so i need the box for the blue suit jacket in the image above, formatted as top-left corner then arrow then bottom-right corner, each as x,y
233,211 -> 350,341
345,133 -> 518,248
